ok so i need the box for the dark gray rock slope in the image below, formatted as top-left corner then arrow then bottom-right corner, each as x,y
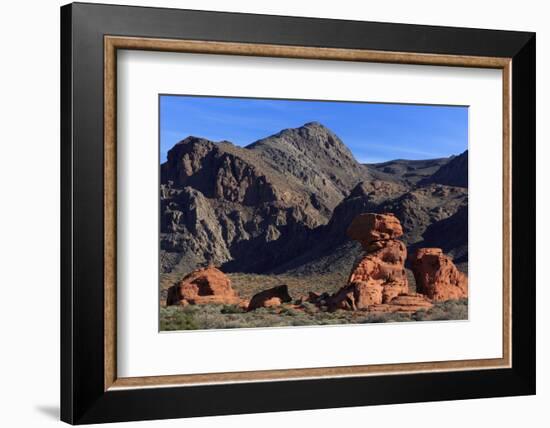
160,123 -> 468,277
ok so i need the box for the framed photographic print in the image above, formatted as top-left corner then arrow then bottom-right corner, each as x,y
60,2 -> 536,424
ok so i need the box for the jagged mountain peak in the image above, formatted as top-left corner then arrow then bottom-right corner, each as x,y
247,121 -> 347,153
242,122 -> 371,212
171,136 -> 235,152
167,136 -> 216,162
174,135 -> 214,146
294,121 -> 336,135
302,120 -> 324,128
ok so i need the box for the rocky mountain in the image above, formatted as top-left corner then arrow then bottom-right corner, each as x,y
247,122 -> 374,216
268,180 -> 467,276
366,157 -> 450,185
160,123 -> 371,274
160,123 -> 468,278
419,205 -> 468,263
420,150 -> 468,188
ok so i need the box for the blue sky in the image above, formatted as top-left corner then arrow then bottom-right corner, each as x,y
160,95 -> 468,164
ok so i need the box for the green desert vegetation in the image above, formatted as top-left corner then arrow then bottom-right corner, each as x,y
160,298 -> 468,331
412,298 -> 468,321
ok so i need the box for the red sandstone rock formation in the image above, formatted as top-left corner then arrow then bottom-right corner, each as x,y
328,213 -> 409,311
348,239 -> 409,302
247,285 -> 292,311
368,293 -> 433,313
347,212 -> 404,249
237,299 -> 250,310
166,266 -> 240,306
328,281 -> 383,311
411,248 -> 468,301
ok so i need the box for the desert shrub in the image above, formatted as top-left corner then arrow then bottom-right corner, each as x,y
359,312 -> 411,324
413,298 -> 468,321
252,307 -> 277,316
278,305 -> 299,316
160,299 -> 469,331
160,306 -> 198,331
220,304 -> 244,314
299,301 -> 313,309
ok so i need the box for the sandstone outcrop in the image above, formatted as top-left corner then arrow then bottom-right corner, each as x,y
328,281 -> 383,311
348,239 -> 410,303
166,266 -> 240,306
368,293 -> 433,313
347,212 -> 404,249
411,248 -> 468,301
237,299 -> 250,310
328,213 -> 409,311
247,285 -> 292,311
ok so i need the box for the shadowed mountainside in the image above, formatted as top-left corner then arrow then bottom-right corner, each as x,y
419,150 -> 468,188
160,122 -> 468,278
366,157 -> 450,186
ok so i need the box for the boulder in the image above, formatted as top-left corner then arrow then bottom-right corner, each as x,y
348,239 -> 409,301
346,212 -> 403,248
306,291 -> 330,304
368,293 -> 433,313
237,299 -> 250,310
411,248 -> 468,301
328,281 -> 383,311
166,266 -> 240,306
248,284 -> 292,311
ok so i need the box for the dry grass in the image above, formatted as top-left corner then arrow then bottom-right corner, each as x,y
159,271 -> 347,306
227,271 -> 347,299
160,298 -> 468,331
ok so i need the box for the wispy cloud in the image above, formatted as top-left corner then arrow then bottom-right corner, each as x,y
355,155 -> 391,164
159,95 -> 468,162
359,141 -> 443,158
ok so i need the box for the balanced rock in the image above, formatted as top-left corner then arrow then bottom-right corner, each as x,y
411,248 -> 468,301
346,212 -> 403,249
329,213 -> 409,311
368,293 -> 433,313
348,239 -> 409,302
248,284 -> 292,311
166,266 -> 240,306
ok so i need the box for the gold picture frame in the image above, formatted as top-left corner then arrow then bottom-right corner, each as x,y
103,35 -> 512,391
